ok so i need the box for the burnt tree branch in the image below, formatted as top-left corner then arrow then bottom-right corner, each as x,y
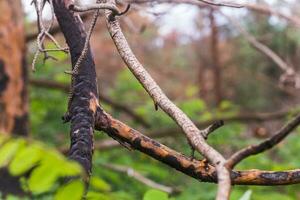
95,109 -> 300,186
53,0 -> 98,176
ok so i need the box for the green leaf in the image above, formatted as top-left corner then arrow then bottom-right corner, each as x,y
55,180 -> 84,200
58,160 -> 82,177
9,144 -> 43,176
90,177 -> 111,192
0,139 -> 25,168
143,189 -> 169,200
239,190 -> 252,200
28,164 -> 60,194
6,194 -> 23,200
86,192 -> 111,200
41,150 -> 81,176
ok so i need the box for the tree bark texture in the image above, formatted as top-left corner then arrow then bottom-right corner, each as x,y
0,0 -> 28,136
53,0 -> 99,175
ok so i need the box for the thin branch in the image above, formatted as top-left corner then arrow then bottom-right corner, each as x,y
201,120 -> 224,139
104,2 -> 231,199
31,0 -> 69,71
223,13 -> 294,74
226,114 -> 300,169
197,0 -> 242,8
127,0 -> 300,26
221,12 -> 300,88
242,3 -> 300,27
26,12 -> 91,43
94,109 -> 300,186
101,163 -> 178,194
69,3 -> 119,13
69,2 -> 131,16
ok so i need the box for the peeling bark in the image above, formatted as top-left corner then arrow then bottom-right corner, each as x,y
0,0 -> 28,136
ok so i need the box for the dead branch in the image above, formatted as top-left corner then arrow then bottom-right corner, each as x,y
59,109 -> 291,152
104,1 -> 231,199
94,108 -> 300,186
31,0 -> 69,71
224,14 -> 293,74
26,12 -> 91,43
127,0 -> 300,26
221,12 -> 300,89
226,114 -> 300,169
101,163 -> 178,194
242,3 -> 300,27
31,0 -> 300,199
197,0 -> 242,8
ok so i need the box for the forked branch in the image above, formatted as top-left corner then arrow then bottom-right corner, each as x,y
104,1 -> 230,199
94,108 -> 300,186
226,114 -> 300,169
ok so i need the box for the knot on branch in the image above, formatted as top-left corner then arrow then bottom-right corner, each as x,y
95,108 -> 111,130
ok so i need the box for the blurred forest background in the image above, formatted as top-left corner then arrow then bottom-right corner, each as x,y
1,0 -> 300,199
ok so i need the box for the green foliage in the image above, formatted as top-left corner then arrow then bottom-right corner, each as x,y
90,177 -> 111,192
9,144 -> 42,176
143,189 -> 169,200
0,139 -> 26,168
0,135 -> 84,198
54,180 -> 84,200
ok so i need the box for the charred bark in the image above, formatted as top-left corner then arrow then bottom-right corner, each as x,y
95,109 -> 300,186
53,0 -> 98,175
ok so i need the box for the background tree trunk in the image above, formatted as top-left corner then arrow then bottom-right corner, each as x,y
0,0 -> 28,136
209,9 -> 222,106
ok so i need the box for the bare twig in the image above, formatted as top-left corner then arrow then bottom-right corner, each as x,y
242,3 -> 300,27
31,0 -> 69,71
69,2 -> 131,16
26,13 -> 92,43
202,120 -> 224,139
221,12 -> 300,88
105,1 -> 230,199
101,163 -> 178,194
127,0 -> 300,27
224,14 -> 293,74
226,114 -> 300,169
198,0 -> 242,8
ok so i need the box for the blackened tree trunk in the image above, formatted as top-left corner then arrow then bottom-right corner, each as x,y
53,0 -> 99,176
0,0 -> 28,136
